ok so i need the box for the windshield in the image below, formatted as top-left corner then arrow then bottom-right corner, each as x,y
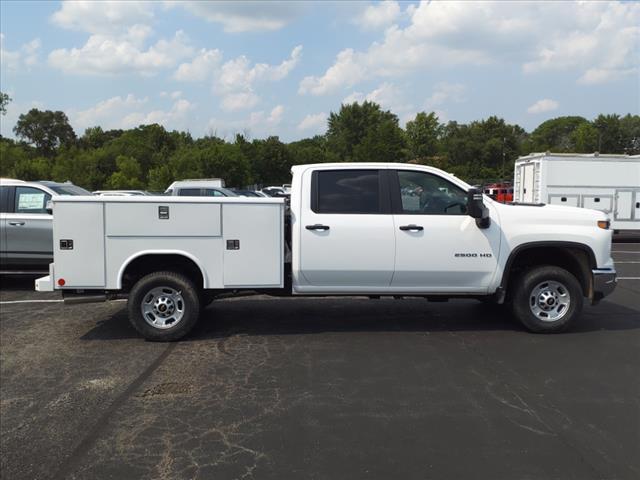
47,184 -> 92,195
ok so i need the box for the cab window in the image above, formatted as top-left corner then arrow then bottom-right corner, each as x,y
204,189 -> 225,197
312,170 -> 381,214
396,170 -> 467,215
177,188 -> 201,196
14,187 -> 51,214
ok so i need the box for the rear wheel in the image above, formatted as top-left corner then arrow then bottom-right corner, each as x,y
511,265 -> 583,333
128,271 -> 201,341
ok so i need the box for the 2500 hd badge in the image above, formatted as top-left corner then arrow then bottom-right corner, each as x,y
454,253 -> 493,258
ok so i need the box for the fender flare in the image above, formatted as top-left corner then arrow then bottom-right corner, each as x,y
499,241 -> 596,292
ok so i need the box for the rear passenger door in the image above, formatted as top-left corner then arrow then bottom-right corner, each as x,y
4,186 -> 53,267
298,168 -> 395,289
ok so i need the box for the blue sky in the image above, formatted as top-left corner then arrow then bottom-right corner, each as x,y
1,1 -> 638,142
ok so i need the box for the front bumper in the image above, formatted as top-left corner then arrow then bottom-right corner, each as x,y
592,268 -> 617,304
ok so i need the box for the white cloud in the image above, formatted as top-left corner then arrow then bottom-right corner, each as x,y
69,94 -> 195,131
300,0 -> 640,94
166,1 -> 304,33
220,92 -> 260,112
248,105 -> 284,127
48,29 -> 193,75
425,83 -> 466,109
212,46 -> 301,111
217,45 -> 302,92
299,48 -> 367,95
174,48 -> 222,82
527,98 -> 559,114
51,1 -> 154,34
0,34 -> 41,72
355,1 -> 401,30
160,91 -> 183,99
342,82 -> 412,114
297,112 -> 327,133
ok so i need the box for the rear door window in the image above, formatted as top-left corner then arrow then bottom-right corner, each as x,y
14,187 -> 51,214
312,170 -> 381,214
204,189 -> 225,197
177,188 -> 202,196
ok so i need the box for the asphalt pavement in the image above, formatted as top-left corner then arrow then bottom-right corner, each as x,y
0,244 -> 638,480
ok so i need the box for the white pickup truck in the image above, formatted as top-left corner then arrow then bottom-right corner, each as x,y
35,163 -> 617,340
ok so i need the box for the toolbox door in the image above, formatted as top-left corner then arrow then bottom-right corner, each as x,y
53,202 -> 105,287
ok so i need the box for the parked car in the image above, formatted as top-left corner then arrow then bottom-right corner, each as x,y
93,190 -> 150,196
229,189 -> 262,197
262,186 -> 289,198
164,180 -> 236,197
165,179 -> 225,195
0,179 -> 91,272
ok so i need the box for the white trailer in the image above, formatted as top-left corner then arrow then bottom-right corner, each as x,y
513,153 -> 640,231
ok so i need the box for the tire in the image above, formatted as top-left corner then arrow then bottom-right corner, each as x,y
511,265 -> 583,333
128,271 -> 201,341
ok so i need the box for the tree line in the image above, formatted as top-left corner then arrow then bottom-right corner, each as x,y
1,93 -> 638,191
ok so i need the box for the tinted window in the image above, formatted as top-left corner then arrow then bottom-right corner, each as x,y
397,170 -> 467,215
15,187 -> 51,214
315,170 -> 380,214
178,188 -> 202,196
204,189 -> 225,197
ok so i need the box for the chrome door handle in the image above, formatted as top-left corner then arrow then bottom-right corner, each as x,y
399,224 -> 423,231
8,221 -> 25,226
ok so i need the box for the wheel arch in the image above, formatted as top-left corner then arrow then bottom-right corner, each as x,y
500,241 -> 596,299
117,250 -> 207,291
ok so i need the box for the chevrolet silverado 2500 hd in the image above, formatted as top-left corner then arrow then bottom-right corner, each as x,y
35,163 -> 617,340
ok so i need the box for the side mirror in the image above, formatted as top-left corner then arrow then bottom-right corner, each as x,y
467,188 -> 490,229
46,200 -> 53,215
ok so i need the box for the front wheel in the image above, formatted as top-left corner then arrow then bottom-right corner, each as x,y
511,265 -> 583,333
128,271 -> 201,341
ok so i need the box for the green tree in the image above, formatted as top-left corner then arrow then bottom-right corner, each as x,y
0,91 -> 11,115
593,114 -> 623,153
405,112 -> 442,159
13,109 -> 77,156
0,138 -> 30,176
327,101 -> 406,162
12,156 -> 51,180
250,136 -> 293,185
572,123 -> 599,152
106,155 -> 145,189
528,116 -> 588,152
619,114 -> 640,154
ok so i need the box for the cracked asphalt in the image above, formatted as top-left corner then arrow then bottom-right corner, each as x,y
1,243 -> 638,480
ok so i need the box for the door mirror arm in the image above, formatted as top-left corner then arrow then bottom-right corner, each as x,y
45,200 -> 53,215
467,188 -> 491,229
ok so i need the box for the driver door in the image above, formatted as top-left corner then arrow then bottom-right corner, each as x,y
390,169 -> 500,292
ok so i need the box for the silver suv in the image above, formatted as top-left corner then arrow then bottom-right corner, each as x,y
0,179 -> 91,273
